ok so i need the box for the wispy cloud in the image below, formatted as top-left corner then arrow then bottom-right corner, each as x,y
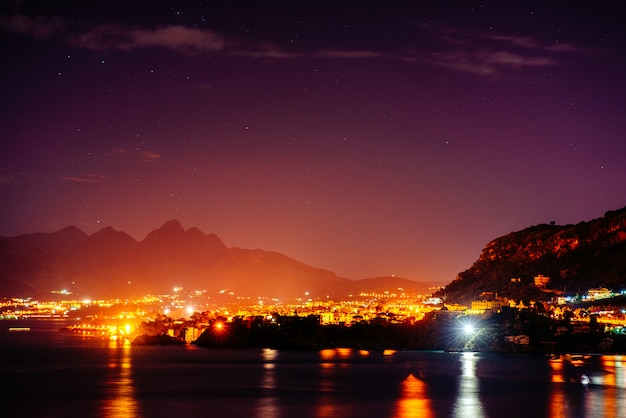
312,50 -> 389,59
423,49 -> 558,77
0,14 -> 226,54
0,14 -> 66,39
114,148 -> 163,163
70,24 -> 226,54
0,170 -> 106,185
0,13 -> 390,61
416,23 -> 586,77
1,13 -> 588,77
483,34 -> 583,54
60,174 -> 106,183
138,151 -> 162,163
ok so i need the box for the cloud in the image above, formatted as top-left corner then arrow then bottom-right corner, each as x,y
484,34 -> 542,49
230,43 -> 299,59
0,13 -> 226,54
0,170 -> 105,185
1,13 -> 587,78
114,148 -> 163,163
312,50 -> 388,59
60,174 -> 106,183
424,49 -> 558,77
0,13 -> 390,61
70,24 -> 226,54
417,23 -> 584,77
0,14 -> 66,39
138,151 -> 162,162
483,34 -> 583,54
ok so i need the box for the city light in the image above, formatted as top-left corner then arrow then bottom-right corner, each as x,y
3,284 -> 626,350
459,316 -> 481,335
443,316 -> 484,352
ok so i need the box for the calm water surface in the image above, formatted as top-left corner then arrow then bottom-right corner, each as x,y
1,319 -> 624,417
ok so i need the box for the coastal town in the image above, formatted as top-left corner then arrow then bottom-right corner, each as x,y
3,275 -> 626,352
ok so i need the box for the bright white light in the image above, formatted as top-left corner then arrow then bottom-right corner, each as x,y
581,374 -> 590,385
463,324 -> 475,334
186,306 -> 194,315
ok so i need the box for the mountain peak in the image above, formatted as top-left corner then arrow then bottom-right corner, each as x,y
90,226 -> 135,245
143,220 -> 185,242
56,225 -> 89,239
160,220 -> 184,232
91,226 -> 117,236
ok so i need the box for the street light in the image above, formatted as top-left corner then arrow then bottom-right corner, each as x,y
458,317 -> 481,351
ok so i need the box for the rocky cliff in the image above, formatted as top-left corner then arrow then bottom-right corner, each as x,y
439,207 -> 626,304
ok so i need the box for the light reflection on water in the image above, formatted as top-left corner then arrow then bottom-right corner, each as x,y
453,352 -> 485,418
256,349 -> 278,418
548,354 -> 626,418
393,373 -> 433,418
316,348 -> 361,418
2,321 -> 626,418
101,337 -> 138,418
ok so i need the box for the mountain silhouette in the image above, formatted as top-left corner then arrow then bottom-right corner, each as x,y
0,220 -> 439,299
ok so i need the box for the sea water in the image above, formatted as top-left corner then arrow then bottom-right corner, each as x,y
1,319 -> 624,417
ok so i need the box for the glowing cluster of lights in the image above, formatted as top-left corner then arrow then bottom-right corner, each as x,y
65,323 -> 135,337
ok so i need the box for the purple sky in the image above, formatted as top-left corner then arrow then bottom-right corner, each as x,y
1,1 -> 625,282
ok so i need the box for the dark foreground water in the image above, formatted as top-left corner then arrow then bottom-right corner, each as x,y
1,320 -> 624,418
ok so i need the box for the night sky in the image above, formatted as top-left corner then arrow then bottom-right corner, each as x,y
2,1 -> 625,282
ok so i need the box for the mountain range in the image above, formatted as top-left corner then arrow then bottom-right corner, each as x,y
438,207 -> 626,304
0,220 -> 442,299
3,207 -> 625,303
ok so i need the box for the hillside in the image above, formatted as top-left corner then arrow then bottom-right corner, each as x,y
0,220 -> 438,299
438,207 -> 626,304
